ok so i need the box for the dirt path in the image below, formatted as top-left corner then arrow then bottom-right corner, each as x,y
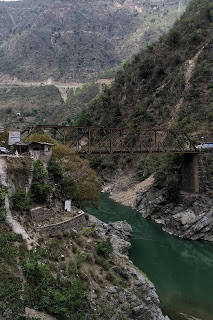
0,158 -> 35,250
168,44 -> 207,129
25,308 -> 57,320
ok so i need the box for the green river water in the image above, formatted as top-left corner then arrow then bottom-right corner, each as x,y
87,193 -> 213,320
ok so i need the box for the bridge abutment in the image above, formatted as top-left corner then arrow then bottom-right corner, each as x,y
182,154 -> 199,193
182,152 -> 213,193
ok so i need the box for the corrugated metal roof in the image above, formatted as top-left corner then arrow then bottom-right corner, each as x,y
14,141 -> 54,146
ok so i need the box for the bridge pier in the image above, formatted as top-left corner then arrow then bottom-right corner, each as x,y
182,152 -> 213,193
182,154 -> 199,193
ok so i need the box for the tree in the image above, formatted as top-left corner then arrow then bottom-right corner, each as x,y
31,160 -> 52,203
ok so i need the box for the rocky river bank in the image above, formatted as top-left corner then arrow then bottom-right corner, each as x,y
101,164 -> 213,241
134,188 -> 213,241
101,168 -> 213,242
88,215 -> 170,320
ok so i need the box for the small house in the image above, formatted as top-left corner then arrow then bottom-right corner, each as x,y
13,141 -> 53,161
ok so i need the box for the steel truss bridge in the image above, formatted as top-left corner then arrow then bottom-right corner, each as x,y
26,125 -> 197,155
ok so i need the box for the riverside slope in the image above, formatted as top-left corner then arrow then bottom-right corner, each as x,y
135,188 -> 213,241
0,155 -> 169,320
88,215 -> 170,320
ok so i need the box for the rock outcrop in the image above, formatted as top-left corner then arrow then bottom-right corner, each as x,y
88,215 -> 170,320
134,187 -> 213,241
89,215 -> 132,256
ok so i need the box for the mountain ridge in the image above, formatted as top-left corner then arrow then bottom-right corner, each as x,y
76,0 -> 213,140
0,0 -> 189,82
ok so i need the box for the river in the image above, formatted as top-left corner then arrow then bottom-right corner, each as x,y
87,193 -> 213,320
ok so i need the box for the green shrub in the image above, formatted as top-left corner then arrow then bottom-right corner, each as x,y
138,58 -> 154,79
167,30 -> 181,47
68,260 -> 78,275
32,160 -> 48,181
82,227 -> 92,236
136,154 -> 161,181
86,156 -> 103,169
31,160 -> 52,203
96,238 -> 113,258
48,157 -> 62,181
31,182 -> 52,203
0,276 -> 23,320
23,252 -> 88,319
12,190 -> 31,212
61,176 -> 77,199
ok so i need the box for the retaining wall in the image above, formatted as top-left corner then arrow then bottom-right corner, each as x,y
37,213 -> 88,236
31,207 -> 55,223
182,151 -> 213,193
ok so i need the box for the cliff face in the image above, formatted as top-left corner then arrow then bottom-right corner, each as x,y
87,216 -> 170,320
134,151 -> 213,241
135,187 -> 213,241
0,0 -> 189,82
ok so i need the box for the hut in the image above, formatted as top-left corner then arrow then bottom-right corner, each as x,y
13,141 -> 53,162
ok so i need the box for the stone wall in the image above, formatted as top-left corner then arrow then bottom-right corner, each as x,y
30,207 -> 55,223
182,151 -> 213,193
182,153 -> 199,193
37,213 -> 88,236
197,151 -> 213,193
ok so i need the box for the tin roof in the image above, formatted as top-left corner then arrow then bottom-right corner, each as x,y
14,141 -> 54,146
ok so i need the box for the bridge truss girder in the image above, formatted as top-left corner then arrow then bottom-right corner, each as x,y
27,125 -> 197,155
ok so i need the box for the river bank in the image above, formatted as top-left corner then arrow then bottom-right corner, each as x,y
87,193 -> 213,320
101,169 -> 213,242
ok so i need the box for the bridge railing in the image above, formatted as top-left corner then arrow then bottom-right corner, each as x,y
26,125 -> 197,155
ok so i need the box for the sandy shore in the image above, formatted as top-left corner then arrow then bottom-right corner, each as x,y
110,174 -> 154,207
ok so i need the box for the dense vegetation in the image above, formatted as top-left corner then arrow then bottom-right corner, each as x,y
69,0 -> 213,198
76,0 -> 213,137
25,133 -> 100,208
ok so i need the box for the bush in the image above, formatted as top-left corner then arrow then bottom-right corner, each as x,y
167,30 -> 181,47
23,252 -> 88,320
32,160 -> 48,181
61,176 -> 77,199
138,58 -> 154,79
31,160 -> 52,203
31,182 -> 52,203
12,190 -> 31,212
136,154 -> 161,181
96,238 -> 113,258
48,157 -> 62,181
25,134 -> 100,209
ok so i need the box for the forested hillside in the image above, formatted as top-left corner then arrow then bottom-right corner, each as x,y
0,0 -> 189,82
77,0 -> 213,139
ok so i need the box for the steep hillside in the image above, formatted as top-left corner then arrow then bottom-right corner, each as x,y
79,0 -> 213,138
0,139 -> 168,320
0,0 -> 189,82
47,82 -> 100,125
